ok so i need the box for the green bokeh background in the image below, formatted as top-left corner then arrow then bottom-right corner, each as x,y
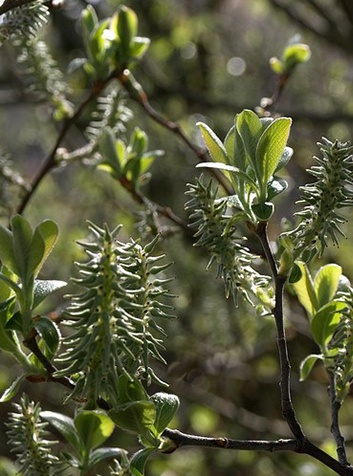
1,1 -> 353,475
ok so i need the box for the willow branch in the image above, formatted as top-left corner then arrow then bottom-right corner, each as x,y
162,429 -> 353,475
328,371 -> 350,466
162,428 -> 298,452
255,221 -> 304,441
118,69 -> 234,196
16,76 -> 116,215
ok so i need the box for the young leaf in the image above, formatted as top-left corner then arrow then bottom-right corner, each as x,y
117,6 -> 138,51
33,317 -> 60,355
41,411 -> 83,455
0,224 -> 19,276
196,162 -> 257,189
0,374 -> 28,402
256,117 -> 292,195
283,43 -> 311,70
310,301 -> 346,348
288,262 -> 302,284
33,280 -> 67,309
108,401 -> 156,435
292,262 -> 317,317
74,411 -> 115,451
251,202 -> 274,221
299,354 -> 323,381
314,264 -> 342,310
236,109 -> 262,166
274,147 -> 293,173
130,448 -> 154,476
150,393 -> 179,434
130,37 -> 150,59
197,122 -> 228,165
267,177 -> 288,201
29,220 -> 59,277
11,215 -> 33,281
88,448 -> 126,469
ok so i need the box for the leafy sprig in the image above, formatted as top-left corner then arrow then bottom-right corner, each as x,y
284,138 -> 353,264
185,177 -> 273,312
56,222 -> 175,407
6,394 -> 62,476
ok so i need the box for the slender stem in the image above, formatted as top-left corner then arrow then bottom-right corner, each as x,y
16,79 -> 112,215
162,429 -> 353,476
255,221 -> 304,441
162,428 -> 298,452
118,69 -> 234,196
328,371 -> 350,466
23,334 -> 75,391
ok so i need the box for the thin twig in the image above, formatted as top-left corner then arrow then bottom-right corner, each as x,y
16,77 -> 115,215
162,428 -> 298,452
255,221 -> 304,441
23,334 -> 74,390
162,428 -> 353,476
329,371 -> 350,466
118,69 -> 234,196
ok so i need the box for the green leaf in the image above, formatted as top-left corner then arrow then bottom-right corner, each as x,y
299,354 -> 323,381
274,147 -> 293,173
251,202 -> 274,221
197,122 -> 228,165
150,393 -> 179,434
82,5 -> 98,44
288,262 -> 302,284
224,125 -> 235,160
0,374 -> 28,402
0,224 -> 18,276
130,37 -> 150,59
314,264 -> 342,309
117,6 -> 138,50
196,162 -> 257,189
99,129 -> 121,176
33,280 -> 67,310
11,215 -> 33,281
33,316 -> 60,354
0,267 -> 16,302
256,117 -> 292,195
117,375 -> 148,404
269,57 -> 283,74
109,401 -> 156,435
74,411 -> 115,451
130,448 -> 154,476
88,448 -> 126,469
292,262 -> 317,317
267,177 -> 288,201
283,43 -> 311,71
41,411 -> 83,455
311,301 -> 346,348
236,109 -> 262,167
29,220 -> 59,277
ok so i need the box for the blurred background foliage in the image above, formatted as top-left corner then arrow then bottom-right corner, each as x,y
1,0 -> 353,475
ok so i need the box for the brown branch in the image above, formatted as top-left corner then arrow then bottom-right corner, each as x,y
162,428 -> 353,476
16,78 -> 114,215
255,221 -> 304,441
118,69 -> 234,196
23,334 -> 74,391
162,428 -> 298,452
329,371 -> 350,467
0,0 -> 37,15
